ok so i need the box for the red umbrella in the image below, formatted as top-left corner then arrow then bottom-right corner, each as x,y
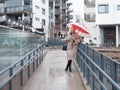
67,23 -> 91,37
71,23 -> 89,34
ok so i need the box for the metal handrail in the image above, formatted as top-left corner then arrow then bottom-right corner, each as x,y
76,43 -> 120,90
0,42 -> 45,88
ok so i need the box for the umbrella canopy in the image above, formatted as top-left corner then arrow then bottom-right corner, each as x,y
67,23 -> 91,37
71,23 -> 89,34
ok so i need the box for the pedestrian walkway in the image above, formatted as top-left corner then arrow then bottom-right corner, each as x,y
23,49 -> 86,90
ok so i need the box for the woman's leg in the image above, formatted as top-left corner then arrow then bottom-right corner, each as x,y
65,60 -> 72,72
65,61 -> 69,71
68,60 -> 72,72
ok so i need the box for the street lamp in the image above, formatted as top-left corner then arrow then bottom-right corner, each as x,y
8,19 -> 11,27
30,13 -> 33,27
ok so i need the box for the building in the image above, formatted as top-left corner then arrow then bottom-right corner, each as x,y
69,0 -> 97,44
96,0 -> 120,47
0,0 -> 49,37
49,0 -> 72,38
0,0 -> 32,31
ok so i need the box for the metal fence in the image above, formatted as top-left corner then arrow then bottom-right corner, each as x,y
0,42 -> 46,89
76,43 -> 120,90
47,38 -> 64,47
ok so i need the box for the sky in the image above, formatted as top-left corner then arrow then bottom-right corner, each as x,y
68,0 -> 82,15
67,0 -> 84,22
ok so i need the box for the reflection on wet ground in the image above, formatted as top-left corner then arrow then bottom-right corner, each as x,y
23,49 -> 86,90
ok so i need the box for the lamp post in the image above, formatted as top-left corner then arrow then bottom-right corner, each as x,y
22,12 -> 25,31
8,19 -> 11,27
28,13 -> 33,32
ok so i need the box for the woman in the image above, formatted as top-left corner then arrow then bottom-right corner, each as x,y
64,25 -> 80,72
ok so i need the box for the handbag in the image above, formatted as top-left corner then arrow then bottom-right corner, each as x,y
62,43 -> 67,51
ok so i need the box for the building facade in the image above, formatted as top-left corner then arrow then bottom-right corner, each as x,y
96,0 -> 120,47
0,0 -> 32,31
84,0 -> 97,44
69,0 -> 97,44
0,0 -> 49,37
49,0 -> 72,38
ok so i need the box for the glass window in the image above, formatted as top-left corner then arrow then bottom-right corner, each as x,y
42,8 -> 45,15
98,4 -> 109,13
35,17 -> 40,21
35,5 -> 39,9
42,19 -> 46,25
117,5 -> 120,10
42,0 -> 45,4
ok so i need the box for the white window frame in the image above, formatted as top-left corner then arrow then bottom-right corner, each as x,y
98,4 -> 109,13
117,5 -> 120,10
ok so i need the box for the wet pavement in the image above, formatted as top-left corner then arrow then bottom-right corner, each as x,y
23,49 -> 86,90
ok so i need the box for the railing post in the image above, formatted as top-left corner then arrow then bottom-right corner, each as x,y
28,62 -> 30,78
33,51 -> 35,72
9,67 -> 13,90
86,68 -> 89,85
36,49 -> 39,68
20,59 -> 24,86
100,54 -> 104,90
112,61 -> 118,90
41,47 -> 43,61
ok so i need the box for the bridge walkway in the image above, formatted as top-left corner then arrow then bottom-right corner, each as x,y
23,49 -> 86,90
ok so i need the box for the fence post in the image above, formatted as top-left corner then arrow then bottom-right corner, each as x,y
9,67 -> 13,90
20,59 -> 24,86
100,54 -> 104,90
112,61 -> 118,90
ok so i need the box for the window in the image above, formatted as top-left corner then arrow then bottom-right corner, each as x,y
42,8 -> 45,15
42,19 -> 46,25
50,13 -> 53,19
35,17 -> 40,21
98,4 -> 109,13
35,5 -> 39,9
117,5 -> 120,10
42,0 -> 45,4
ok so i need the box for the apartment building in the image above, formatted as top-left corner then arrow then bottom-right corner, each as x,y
0,0 -> 32,31
96,0 -> 120,47
0,0 -> 49,36
49,0 -> 72,38
32,0 -> 49,35
84,0 -> 97,44
70,0 -> 97,44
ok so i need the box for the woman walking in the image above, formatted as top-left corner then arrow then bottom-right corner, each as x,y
64,25 -> 80,72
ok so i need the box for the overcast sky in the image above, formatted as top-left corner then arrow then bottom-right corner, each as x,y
67,0 -> 84,21
68,0 -> 81,15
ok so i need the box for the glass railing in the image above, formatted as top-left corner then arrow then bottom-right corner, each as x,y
0,25 -> 45,71
5,5 -> 31,13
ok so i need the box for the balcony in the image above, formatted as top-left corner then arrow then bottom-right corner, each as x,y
67,2 -> 72,7
55,10 -> 60,15
62,0 -> 68,2
84,0 -> 95,7
0,8 -> 5,15
55,1 -> 60,8
84,13 -> 95,22
55,19 -> 61,24
67,8 -> 73,13
6,5 -> 31,14
0,5 -> 31,15
55,26 -> 60,30
62,5 -> 66,10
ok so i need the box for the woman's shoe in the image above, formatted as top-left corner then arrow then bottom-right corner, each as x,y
69,67 -> 72,72
65,68 -> 68,71
69,69 -> 72,72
